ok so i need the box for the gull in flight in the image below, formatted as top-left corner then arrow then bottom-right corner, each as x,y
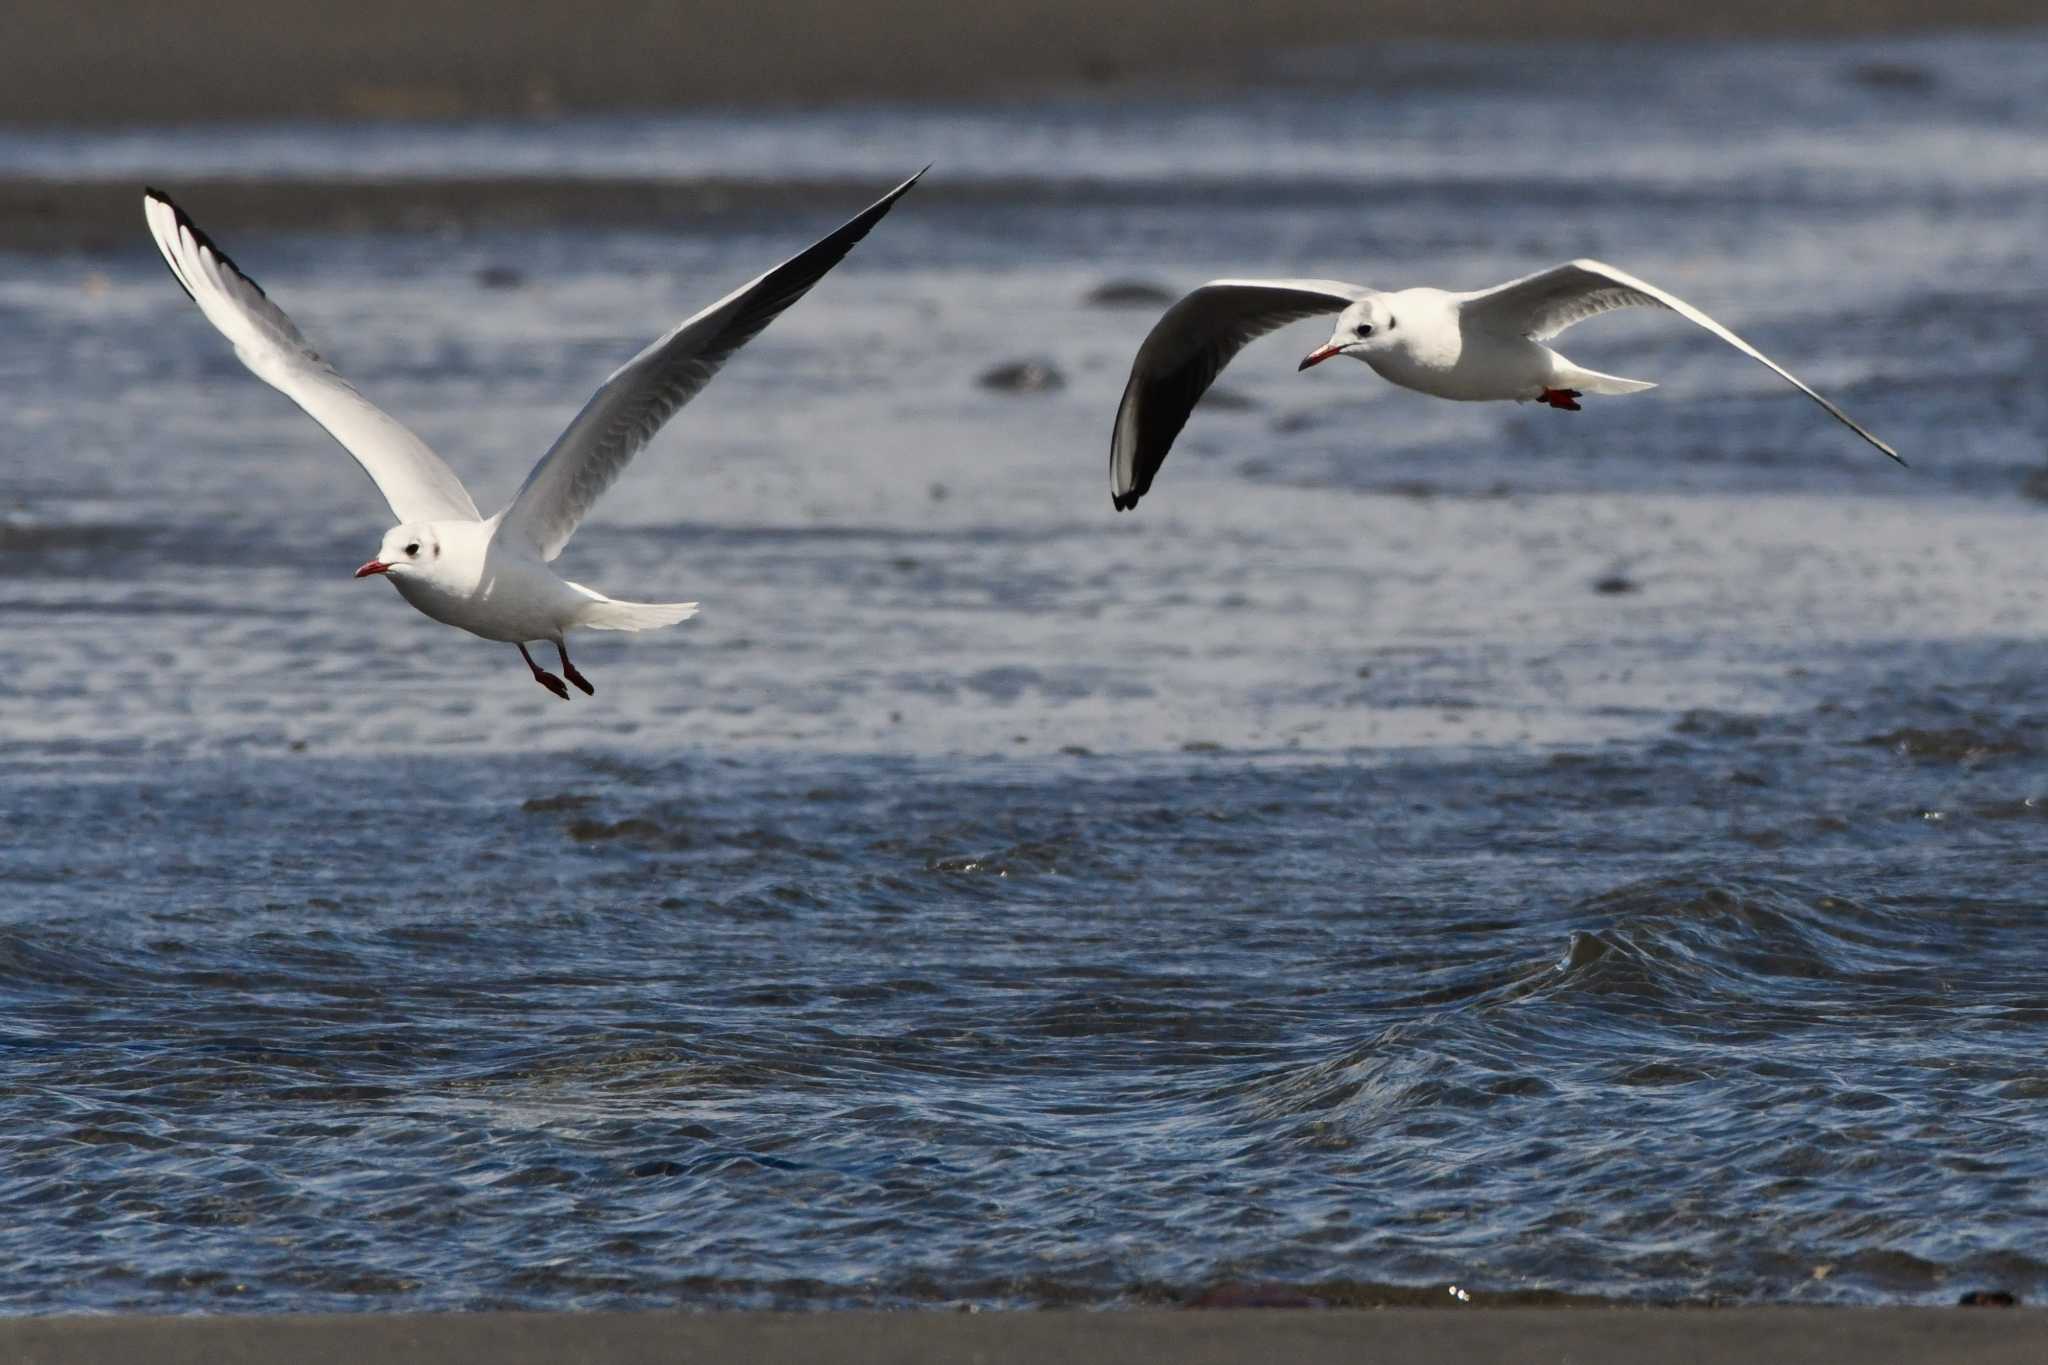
1108,259 -> 1903,510
144,170 -> 923,697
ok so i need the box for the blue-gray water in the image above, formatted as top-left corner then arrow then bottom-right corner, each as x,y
3,30 -> 2047,1312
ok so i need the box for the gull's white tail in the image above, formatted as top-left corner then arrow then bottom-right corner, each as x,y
575,595 -> 701,632
1553,359 -> 1658,396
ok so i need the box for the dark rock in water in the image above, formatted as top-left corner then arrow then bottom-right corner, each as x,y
1592,574 -> 1639,595
1672,709 -> 1763,739
523,793 -> 594,813
475,264 -> 526,290
1959,1289 -> 2018,1307
978,360 -> 1065,394
1084,279 -> 1177,309
1846,61 -> 1936,94
565,816 -> 662,842
1185,1282 -> 1327,1309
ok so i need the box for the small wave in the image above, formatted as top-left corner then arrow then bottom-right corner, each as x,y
926,840 -> 1071,876
1863,727 -> 2029,763
1539,876 -> 1929,1004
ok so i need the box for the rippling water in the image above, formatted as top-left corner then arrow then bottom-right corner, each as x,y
3,29 -> 2047,1312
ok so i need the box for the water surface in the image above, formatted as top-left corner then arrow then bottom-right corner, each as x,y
2,28 -> 2046,1312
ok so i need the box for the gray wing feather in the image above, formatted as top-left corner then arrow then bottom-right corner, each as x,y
1462,259 -> 1903,465
142,190 -> 483,523
495,170 -> 924,560
1110,279 -> 1363,511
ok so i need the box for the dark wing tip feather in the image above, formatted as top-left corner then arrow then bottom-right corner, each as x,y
142,187 -> 197,303
1109,349 -> 1217,513
140,186 -> 268,300
706,169 -> 924,351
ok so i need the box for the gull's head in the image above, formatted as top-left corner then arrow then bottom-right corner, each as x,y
1301,297 -> 1394,370
355,524 -> 442,581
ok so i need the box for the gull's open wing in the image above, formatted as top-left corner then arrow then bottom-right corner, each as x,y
1461,258 -> 1903,465
1110,279 -> 1363,510
143,189 -> 483,522
494,170 -> 925,561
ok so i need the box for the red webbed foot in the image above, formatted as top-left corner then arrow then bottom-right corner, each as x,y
519,643 -> 573,700
1539,387 -> 1583,411
555,643 -> 595,696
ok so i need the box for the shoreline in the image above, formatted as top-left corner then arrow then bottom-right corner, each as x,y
2,1307 -> 2039,1365
1,4 -> 2042,127
0,177 -> 957,255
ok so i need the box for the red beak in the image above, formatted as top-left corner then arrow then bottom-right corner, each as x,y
1298,343 -> 1343,371
354,560 -> 391,579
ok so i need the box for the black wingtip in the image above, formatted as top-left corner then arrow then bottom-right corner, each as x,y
142,185 -> 196,238
140,185 -> 268,301
141,186 -> 198,303
883,165 -> 929,205
829,168 -> 926,247
1112,489 -> 1141,512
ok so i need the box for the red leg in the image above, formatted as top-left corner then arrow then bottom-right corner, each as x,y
555,641 -> 594,696
1539,387 -> 1583,411
518,642 -> 571,700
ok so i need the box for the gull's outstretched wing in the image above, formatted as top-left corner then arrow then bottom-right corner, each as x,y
142,189 -> 483,522
1460,258 -> 1903,466
494,170 -> 925,561
1110,279 -> 1364,511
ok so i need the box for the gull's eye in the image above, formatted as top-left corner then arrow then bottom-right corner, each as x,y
404,542 -> 421,556
1355,323 -> 1374,337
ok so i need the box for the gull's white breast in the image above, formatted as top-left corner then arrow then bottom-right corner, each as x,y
388,523 -> 588,644
1365,291 -> 1550,402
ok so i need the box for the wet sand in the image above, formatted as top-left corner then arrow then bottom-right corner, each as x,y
3,1308 -> 2040,1364
0,176 -> 928,253
4,1 -> 2042,125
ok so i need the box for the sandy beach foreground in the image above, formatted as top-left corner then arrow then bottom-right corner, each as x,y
4,1308 -> 2040,1364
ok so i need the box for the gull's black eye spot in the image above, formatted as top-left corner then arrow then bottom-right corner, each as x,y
404,542 -> 420,557
1356,323 -> 1374,337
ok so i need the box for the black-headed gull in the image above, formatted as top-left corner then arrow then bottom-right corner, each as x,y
1109,259 -> 1902,511
144,171 -> 923,697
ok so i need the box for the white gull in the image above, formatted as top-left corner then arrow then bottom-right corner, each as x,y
144,170 -> 923,697
1109,259 -> 1903,511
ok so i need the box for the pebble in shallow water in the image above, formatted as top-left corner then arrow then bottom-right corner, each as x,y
977,359 -> 1066,393
1083,279 -> 1178,309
